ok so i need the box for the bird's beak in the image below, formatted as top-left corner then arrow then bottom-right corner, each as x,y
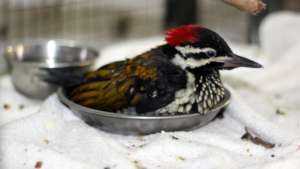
222,53 -> 263,69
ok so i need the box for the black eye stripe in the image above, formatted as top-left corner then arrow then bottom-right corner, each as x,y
200,52 -> 209,58
185,52 -> 209,60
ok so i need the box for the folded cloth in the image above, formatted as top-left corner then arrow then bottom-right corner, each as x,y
1,74 -> 300,169
260,12 -> 300,62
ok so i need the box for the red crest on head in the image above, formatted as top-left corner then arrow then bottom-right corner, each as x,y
165,24 -> 202,46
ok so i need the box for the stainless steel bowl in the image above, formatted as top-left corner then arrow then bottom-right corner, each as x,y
4,40 -> 99,99
58,87 -> 231,135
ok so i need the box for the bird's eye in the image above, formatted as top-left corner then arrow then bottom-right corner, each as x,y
206,50 -> 216,57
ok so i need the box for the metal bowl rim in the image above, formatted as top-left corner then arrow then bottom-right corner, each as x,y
11,60 -> 96,68
3,40 -> 99,68
4,39 -> 99,54
57,87 -> 231,120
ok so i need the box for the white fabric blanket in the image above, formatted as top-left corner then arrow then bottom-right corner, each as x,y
1,12 -> 300,169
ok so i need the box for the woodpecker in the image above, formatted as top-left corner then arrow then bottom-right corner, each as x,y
55,25 -> 262,115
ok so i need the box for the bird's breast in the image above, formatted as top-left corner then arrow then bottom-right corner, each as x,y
154,70 -> 226,115
155,71 -> 197,115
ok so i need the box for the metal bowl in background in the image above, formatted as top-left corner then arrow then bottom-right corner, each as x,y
58,87 -> 231,135
4,40 -> 99,99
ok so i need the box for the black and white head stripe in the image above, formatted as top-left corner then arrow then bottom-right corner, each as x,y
175,45 -> 216,57
172,45 -> 227,68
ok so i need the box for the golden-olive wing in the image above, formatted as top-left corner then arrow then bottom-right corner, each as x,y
69,52 -> 159,112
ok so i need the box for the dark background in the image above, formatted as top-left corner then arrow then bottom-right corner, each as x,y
0,0 -> 299,47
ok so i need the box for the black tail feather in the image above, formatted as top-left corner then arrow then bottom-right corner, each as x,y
39,68 -> 86,88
